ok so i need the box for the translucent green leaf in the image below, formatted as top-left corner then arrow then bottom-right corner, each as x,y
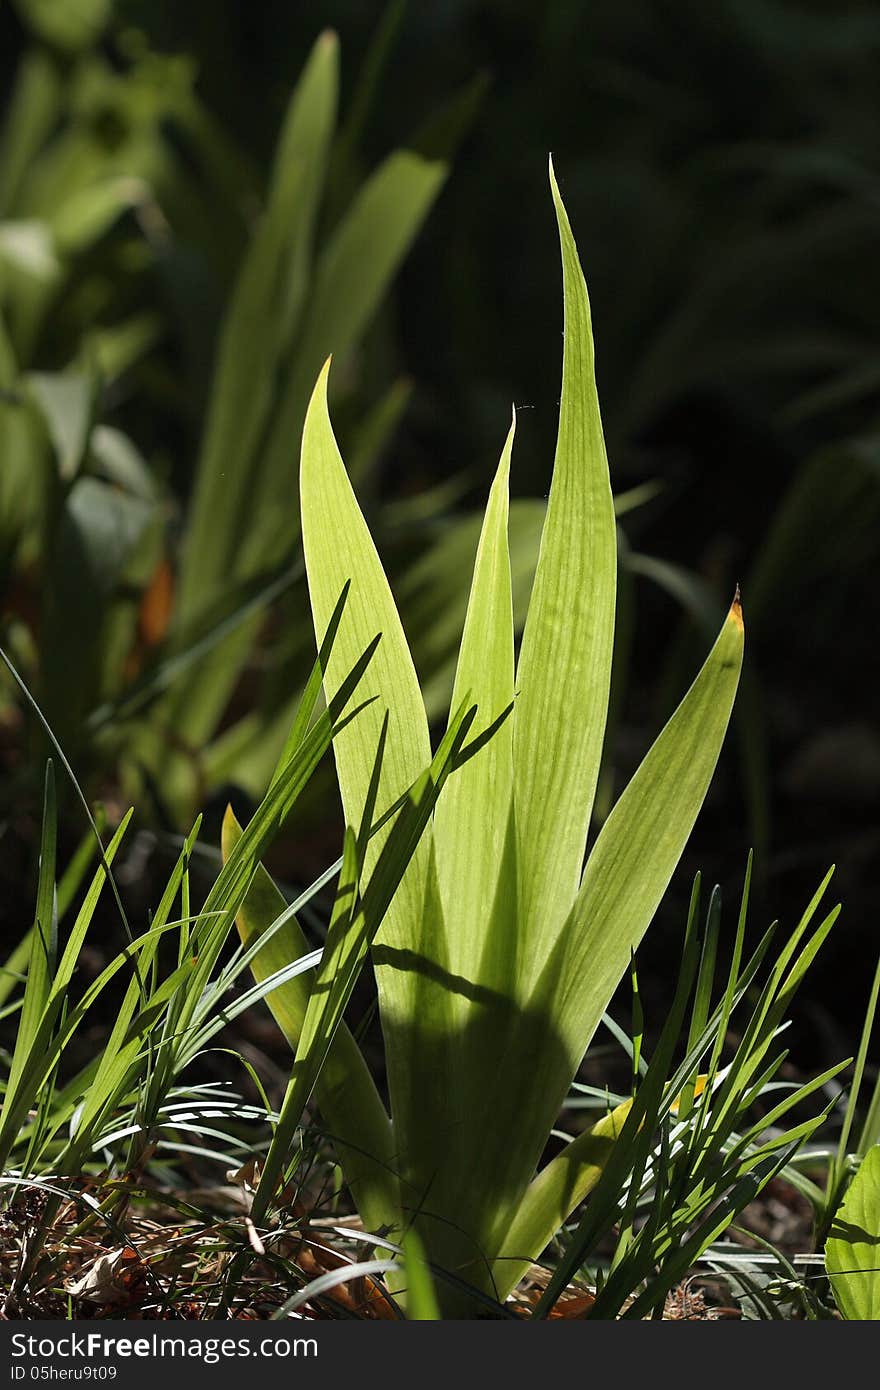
434,414 -> 515,990
826,1145 -> 880,1320
300,357 -> 433,1122
492,1100 -> 631,1298
251,703 -> 476,1228
446,601 -> 742,1283
513,159 -> 617,981
402,1227 -> 441,1321
547,599 -> 744,1073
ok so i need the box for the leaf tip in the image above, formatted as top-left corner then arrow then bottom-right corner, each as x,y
220,804 -> 241,862
305,357 -> 333,433
728,584 -> 744,631
548,152 -> 561,202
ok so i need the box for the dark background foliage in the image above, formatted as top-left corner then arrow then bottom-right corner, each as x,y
2,0 -> 878,1061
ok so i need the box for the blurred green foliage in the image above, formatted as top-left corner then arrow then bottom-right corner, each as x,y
0,1 -> 488,828
1,0 -> 878,963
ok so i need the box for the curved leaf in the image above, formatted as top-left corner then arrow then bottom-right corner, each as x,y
492,1100 -> 631,1299
513,159 -> 617,984
434,413 -> 516,989
827,1144 -> 880,1320
300,357 -> 434,1125
547,597 -> 744,1070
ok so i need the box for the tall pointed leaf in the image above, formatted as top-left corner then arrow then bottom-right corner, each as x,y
433,414 -> 515,989
300,358 -> 433,1122
546,597 -> 744,1073
513,159 -> 617,979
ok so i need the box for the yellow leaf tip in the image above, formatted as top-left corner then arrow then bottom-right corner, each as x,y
728,584 -> 744,630
220,804 -> 241,860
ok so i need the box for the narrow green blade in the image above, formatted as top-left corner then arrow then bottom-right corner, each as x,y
513,161 -> 617,981
433,414 -> 515,990
0,762 -> 56,1132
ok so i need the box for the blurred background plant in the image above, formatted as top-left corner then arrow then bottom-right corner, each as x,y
1,0 -> 878,1077
0,0 -> 486,836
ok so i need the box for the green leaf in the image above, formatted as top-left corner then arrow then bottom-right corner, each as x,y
826,1145 -> 880,1319
283,168 -> 750,1311
547,597 -> 743,1073
402,1227 -> 441,1321
26,369 -> 94,481
0,50 -> 61,213
300,357 -> 433,1124
221,807 -> 398,1234
447,600 -> 742,1285
434,413 -> 515,990
51,177 -> 148,256
1,762 -> 57,1131
175,634 -> 380,1036
177,31 -> 339,626
0,220 -> 58,283
251,144 -> 451,568
294,148 -> 448,395
154,36 -> 340,799
0,797 -> 134,1167
513,159 -> 617,980
492,1099 -> 631,1297
251,702 -> 476,1229
42,475 -> 156,743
